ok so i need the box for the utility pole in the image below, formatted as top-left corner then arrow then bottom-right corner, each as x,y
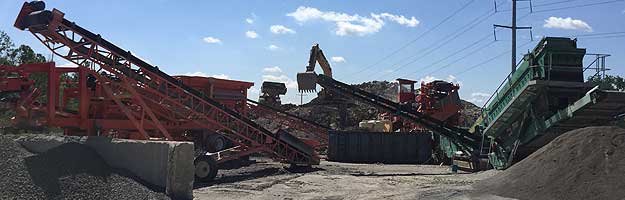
296,92 -> 307,105
494,0 -> 532,73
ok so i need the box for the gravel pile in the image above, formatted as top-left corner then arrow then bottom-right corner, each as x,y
473,126 -> 625,200
0,135 -> 170,200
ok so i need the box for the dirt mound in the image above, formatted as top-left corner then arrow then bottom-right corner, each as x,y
0,135 -> 169,200
283,81 -> 482,130
460,100 -> 481,127
473,126 -> 625,200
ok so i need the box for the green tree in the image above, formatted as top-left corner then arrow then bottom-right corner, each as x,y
0,31 -> 51,128
587,75 -> 625,91
0,31 -> 15,65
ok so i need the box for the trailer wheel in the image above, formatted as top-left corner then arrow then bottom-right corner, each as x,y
194,155 -> 218,182
208,134 -> 226,152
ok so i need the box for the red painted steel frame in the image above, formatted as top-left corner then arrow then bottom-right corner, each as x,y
248,103 -> 328,147
14,4 -> 317,165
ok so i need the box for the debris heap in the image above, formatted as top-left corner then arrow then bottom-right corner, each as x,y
0,135 -> 169,200
473,126 -> 625,200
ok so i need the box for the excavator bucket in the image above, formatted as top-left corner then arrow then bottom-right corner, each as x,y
297,72 -> 318,93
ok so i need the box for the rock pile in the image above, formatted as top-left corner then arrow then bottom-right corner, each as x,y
473,126 -> 625,200
0,135 -> 170,200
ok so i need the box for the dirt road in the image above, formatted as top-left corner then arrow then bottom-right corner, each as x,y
194,158 -> 508,200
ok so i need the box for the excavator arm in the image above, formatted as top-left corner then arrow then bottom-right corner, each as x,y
297,44 -> 332,92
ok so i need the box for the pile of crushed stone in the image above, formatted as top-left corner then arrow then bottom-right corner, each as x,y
473,126 -> 625,200
0,135 -> 170,200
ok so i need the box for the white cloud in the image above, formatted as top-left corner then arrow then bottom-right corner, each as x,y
211,74 -> 230,79
202,37 -> 222,44
420,75 -> 436,83
376,13 -> 419,27
245,30 -> 259,39
286,6 -> 419,36
248,85 -> 260,96
270,25 -> 296,34
262,74 -> 298,89
467,92 -> 491,105
419,75 -> 458,84
331,56 -> 346,63
266,44 -> 280,51
246,13 -> 257,24
543,17 -> 592,32
184,72 -> 229,79
446,75 -> 457,83
262,66 -> 282,73
335,20 -> 383,36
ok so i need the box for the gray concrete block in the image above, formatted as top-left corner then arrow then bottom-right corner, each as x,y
15,135 -> 194,199
166,142 -> 194,199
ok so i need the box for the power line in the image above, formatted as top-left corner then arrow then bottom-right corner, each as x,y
390,12 -> 531,80
456,40 -> 534,75
424,40 -> 497,76
569,31 -> 625,37
533,0 -> 625,13
398,33 -> 494,79
374,6 -> 500,80
349,0 -> 478,78
498,0 -> 579,12
575,34 -> 625,40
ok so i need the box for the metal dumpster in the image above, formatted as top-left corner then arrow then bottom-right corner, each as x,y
328,131 -> 432,164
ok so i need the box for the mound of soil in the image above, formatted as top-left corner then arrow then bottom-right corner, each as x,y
473,126 -> 625,200
0,135 -> 169,200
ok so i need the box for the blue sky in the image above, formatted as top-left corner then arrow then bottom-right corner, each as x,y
1,0 -> 624,105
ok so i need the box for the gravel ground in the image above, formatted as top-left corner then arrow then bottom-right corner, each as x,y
0,135 -> 170,200
473,126 -> 625,200
194,157 -> 505,200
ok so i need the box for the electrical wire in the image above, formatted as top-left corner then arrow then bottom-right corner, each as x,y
456,40 -> 534,75
498,0 -> 579,12
569,31 -> 625,37
397,33 -> 494,79
424,40 -> 497,76
373,5 -> 501,80
533,0 -> 625,13
349,0 -> 478,78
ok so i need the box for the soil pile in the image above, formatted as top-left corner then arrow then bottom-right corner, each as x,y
290,80 -> 397,129
473,126 -> 625,200
460,100 -> 481,127
0,135 -> 169,200
284,80 -> 481,130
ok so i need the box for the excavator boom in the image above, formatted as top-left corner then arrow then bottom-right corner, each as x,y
297,44 -> 332,92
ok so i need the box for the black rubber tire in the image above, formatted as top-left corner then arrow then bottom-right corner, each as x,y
208,134 -> 226,152
194,155 -> 218,182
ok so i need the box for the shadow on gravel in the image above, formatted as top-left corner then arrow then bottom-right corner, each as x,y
23,142 -> 111,199
194,165 -> 325,189
350,172 -> 455,177
217,157 -> 257,170
194,167 -> 282,189
285,166 -> 324,173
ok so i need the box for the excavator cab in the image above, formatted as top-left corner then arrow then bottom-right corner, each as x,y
297,44 -> 332,93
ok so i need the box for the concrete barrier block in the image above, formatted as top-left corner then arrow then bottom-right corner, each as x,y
15,135 -> 194,199
166,142 -> 194,199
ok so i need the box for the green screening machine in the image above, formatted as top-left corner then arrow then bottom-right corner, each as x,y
467,37 -> 625,169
